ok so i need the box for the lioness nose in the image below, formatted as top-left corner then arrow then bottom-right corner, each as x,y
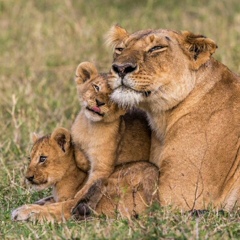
112,63 -> 137,78
26,175 -> 34,182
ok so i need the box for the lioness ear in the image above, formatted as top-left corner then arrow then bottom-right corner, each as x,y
32,132 -> 41,143
75,62 -> 98,85
182,31 -> 218,70
51,127 -> 71,153
105,24 -> 129,48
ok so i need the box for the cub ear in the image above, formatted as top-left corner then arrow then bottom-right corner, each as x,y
32,132 -> 41,143
51,127 -> 71,153
181,31 -> 218,70
75,62 -> 98,85
105,24 -> 129,48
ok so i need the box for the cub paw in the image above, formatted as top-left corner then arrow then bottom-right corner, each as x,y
72,201 -> 92,220
11,205 -> 40,221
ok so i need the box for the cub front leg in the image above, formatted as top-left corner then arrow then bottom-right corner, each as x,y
72,133 -> 120,218
12,204 -> 38,222
71,165 -> 113,218
72,178 -> 107,219
12,200 -> 74,223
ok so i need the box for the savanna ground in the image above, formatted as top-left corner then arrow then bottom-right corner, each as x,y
0,0 -> 240,239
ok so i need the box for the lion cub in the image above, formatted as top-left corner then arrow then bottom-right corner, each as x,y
71,62 -> 152,215
25,127 -> 86,204
12,127 -> 159,222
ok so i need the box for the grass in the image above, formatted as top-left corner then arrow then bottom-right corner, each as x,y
0,0 -> 240,239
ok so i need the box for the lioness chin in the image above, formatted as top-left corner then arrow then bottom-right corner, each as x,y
107,25 -> 240,211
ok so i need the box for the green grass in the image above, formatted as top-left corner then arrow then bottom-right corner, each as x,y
1,0 -> 240,239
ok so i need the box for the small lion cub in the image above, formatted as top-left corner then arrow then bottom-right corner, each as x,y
25,127 -> 86,204
12,127 -> 159,222
71,62 -> 152,215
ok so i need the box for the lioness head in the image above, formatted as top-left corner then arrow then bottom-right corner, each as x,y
107,25 -> 217,110
75,62 -> 125,122
26,127 -> 72,191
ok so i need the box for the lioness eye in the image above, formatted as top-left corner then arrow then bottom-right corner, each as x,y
115,48 -> 123,54
148,46 -> 166,53
39,156 -> 47,163
92,84 -> 100,92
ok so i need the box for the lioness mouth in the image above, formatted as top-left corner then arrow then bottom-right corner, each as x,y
86,107 -> 104,117
121,85 -> 151,97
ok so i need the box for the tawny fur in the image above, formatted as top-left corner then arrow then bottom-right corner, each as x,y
107,25 -> 240,211
11,127 -> 159,222
24,128 -> 86,204
71,62 -> 152,211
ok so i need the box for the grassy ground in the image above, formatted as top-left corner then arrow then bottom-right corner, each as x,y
1,0 -> 240,239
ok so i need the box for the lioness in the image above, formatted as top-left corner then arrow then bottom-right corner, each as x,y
71,62 -> 152,214
107,25 -> 240,211
12,127 -> 159,222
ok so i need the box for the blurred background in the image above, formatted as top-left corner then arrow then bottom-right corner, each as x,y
0,0 -> 240,215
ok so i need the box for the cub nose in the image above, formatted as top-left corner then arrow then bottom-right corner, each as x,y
96,99 -> 105,107
26,175 -> 34,183
112,63 -> 137,78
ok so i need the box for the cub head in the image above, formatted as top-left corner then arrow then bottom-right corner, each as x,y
107,25 -> 217,110
25,127 -> 73,191
75,62 -> 126,122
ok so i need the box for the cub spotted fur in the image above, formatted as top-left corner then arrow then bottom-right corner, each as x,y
12,127 -> 159,222
107,25 -> 240,210
71,62 -> 152,215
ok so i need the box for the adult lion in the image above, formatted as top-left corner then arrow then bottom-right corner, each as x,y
107,25 -> 240,211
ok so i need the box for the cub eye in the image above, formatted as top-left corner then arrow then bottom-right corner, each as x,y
92,84 -> 100,92
27,156 -> 31,161
39,156 -> 47,163
115,47 -> 124,54
148,46 -> 167,53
